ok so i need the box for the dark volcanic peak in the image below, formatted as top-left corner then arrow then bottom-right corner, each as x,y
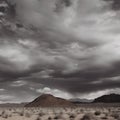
25,94 -> 74,107
93,94 -> 120,103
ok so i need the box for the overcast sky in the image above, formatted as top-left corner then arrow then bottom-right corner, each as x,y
0,0 -> 120,103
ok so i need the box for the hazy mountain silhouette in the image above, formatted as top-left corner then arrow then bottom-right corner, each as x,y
70,98 -> 93,104
93,94 -> 120,103
25,94 -> 74,107
0,102 -> 28,107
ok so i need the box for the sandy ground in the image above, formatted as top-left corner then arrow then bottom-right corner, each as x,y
0,106 -> 120,120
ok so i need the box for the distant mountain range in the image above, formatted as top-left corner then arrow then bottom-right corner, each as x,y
0,93 -> 120,107
0,102 -> 28,107
70,98 -> 93,104
93,94 -> 120,103
25,93 -> 120,107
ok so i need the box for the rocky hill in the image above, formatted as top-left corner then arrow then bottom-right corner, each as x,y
93,94 -> 120,103
25,94 -> 74,107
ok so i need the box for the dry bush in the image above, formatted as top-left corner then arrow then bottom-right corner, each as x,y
48,116 -> 52,120
54,116 -> 59,119
80,109 -> 84,112
9,114 -> 12,117
59,111 -> 63,115
94,111 -> 101,116
111,113 -> 120,119
1,111 -> 9,119
25,112 -> 31,118
9,108 -> 12,111
2,114 -> 8,119
38,112 -> 45,117
54,113 -> 64,120
69,114 -> 75,119
81,113 -> 97,120
101,116 -> 108,119
36,117 -> 41,120
19,111 -> 24,116
1,110 -> 5,115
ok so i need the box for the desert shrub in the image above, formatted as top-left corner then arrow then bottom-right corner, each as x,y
38,112 -> 45,117
2,113 -> 8,119
48,116 -> 52,120
9,114 -> 12,117
54,113 -> 66,119
80,109 -> 84,112
1,110 -> 5,115
0,110 -> 9,119
111,113 -> 120,119
2,114 -> 8,119
25,112 -> 31,118
69,114 -> 75,119
54,116 -> 59,120
94,111 -> 101,116
19,111 -> 24,116
9,108 -> 12,111
59,111 -> 63,115
36,117 -> 41,120
101,116 -> 108,119
81,113 -> 97,120
12,109 -> 17,113
108,108 -> 111,112
55,113 -> 65,119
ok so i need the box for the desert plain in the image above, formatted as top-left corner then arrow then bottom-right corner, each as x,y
0,104 -> 120,120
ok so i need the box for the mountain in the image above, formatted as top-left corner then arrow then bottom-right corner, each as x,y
0,102 -> 28,107
70,98 -> 93,104
25,94 -> 74,107
93,94 -> 120,103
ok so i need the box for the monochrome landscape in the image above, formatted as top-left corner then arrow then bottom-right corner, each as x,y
0,0 -> 120,119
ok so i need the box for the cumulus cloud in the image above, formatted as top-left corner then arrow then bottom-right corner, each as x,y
10,80 -> 27,87
36,87 -> 73,99
0,0 -> 120,102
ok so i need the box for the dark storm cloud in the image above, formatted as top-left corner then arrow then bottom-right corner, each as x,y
0,0 -> 120,102
104,0 -> 120,10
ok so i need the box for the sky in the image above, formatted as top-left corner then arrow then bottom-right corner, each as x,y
0,0 -> 120,103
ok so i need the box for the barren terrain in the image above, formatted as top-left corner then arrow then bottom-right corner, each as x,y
0,104 -> 120,120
